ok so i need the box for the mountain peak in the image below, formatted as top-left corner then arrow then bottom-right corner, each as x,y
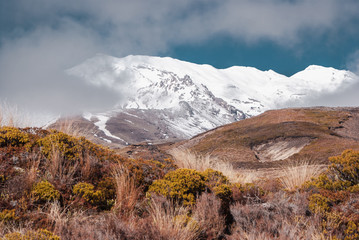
66,54 -> 359,145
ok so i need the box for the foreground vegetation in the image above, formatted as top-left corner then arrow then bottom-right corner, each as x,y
1,125 -> 359,239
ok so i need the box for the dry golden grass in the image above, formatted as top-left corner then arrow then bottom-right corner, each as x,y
235,170 -> 261,184
192,193 -> 226,238
0,223 -> 34,238
112,165 -> 141,216
24,153 -> 41,191
148,198 -> 199,240
169,148 -> 245,182
168,148 -> 267,183
49,118 -> 94,140
169,148 -> 214,171
47,201 -> 70,234
0,101 -> 32,127
279,161 -> 326,191
46,146 -> 79,185
47,201 -> 92,237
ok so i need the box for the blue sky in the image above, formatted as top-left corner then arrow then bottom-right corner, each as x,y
170,32 -> 359,76
1,0 -> 359,113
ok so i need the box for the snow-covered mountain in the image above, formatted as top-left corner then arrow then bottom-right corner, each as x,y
64,54 -> 358,146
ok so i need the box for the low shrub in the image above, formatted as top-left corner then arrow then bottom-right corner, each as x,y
2,229 -> 60,240
38,131 -> 106,162
308,193 -> 331,215
345,221 -> 359,240
38,132 -> 84,161
147,168 -> 207,206
72,182 -> 113,209
213,184 -> 232,202
0,209 -> 18,223
0,127 -> 29,148
329,149 -> 359,185
202,168 -> 229,188
31,180 -> 60,203
304,150 -> 359,193
232,183 -> 265,204
304,172 -> 352,191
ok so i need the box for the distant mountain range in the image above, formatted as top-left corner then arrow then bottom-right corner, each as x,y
57,54 -> 358,146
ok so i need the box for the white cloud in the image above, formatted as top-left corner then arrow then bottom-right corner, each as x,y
3,0 -> 358,52
0,22 -> 123,115
0,0 -> 358,115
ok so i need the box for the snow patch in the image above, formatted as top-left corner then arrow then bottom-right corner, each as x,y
92,114 -> 126,142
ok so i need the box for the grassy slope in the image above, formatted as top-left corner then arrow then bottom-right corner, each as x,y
175,108 -> 359,168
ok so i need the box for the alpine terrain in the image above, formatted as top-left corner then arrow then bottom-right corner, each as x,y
57,54 -> 359,146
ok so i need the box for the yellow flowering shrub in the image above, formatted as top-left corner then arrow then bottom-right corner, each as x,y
0,209 -> 18,223
308,193 -> 331,215
37,131 -> 107,162
329,149 -> 359,185
213,184 -> 232,202
147,168 -> 207,206
0,127 -> 29,147
345,221 -> 359,240
31,180 -> 60,203
72,182 -> 113,209
148,168 -> 234,206
202,168 -> 229,188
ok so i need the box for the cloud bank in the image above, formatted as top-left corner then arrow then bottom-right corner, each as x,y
0,0 -> 359,115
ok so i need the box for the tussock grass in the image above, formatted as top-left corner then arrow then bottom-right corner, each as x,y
235,170 -> 260,184
169,148 -> 257,183
49,118 -> 95,140
112,165 -> 141,216
279,161 -> 325,191
193,193 -> 226,238
0,101 -> 32,127
24,153 -> 41,191
47,201 -> 74,234
46,146 -> 79,185
148,198 -> 199,240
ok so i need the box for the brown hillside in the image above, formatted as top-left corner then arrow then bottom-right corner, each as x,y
173,107 -> 359,169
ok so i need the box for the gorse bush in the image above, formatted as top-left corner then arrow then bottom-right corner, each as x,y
0,209 -> 18,223
308,193 -> 331,215
330,149 -> 359,185
148,168 -> 234,206
31,180 -> 60,203
202,168 -> 229,188
303,150 -> 359,238
148,168 -> 207,206
345,221 -> 359,240
213,184 -> 232,202
305,150 -> 359,192
0,127 -> 30,148
38,131 -> 89,161
73,182 -> 114,209
73,182 -> 104,204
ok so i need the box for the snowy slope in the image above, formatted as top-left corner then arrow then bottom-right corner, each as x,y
66,54 -> 359,144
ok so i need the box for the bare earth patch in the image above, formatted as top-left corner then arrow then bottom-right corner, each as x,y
253,137 -> 313,162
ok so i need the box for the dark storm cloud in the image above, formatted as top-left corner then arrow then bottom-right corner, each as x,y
0,0 -> 359,115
